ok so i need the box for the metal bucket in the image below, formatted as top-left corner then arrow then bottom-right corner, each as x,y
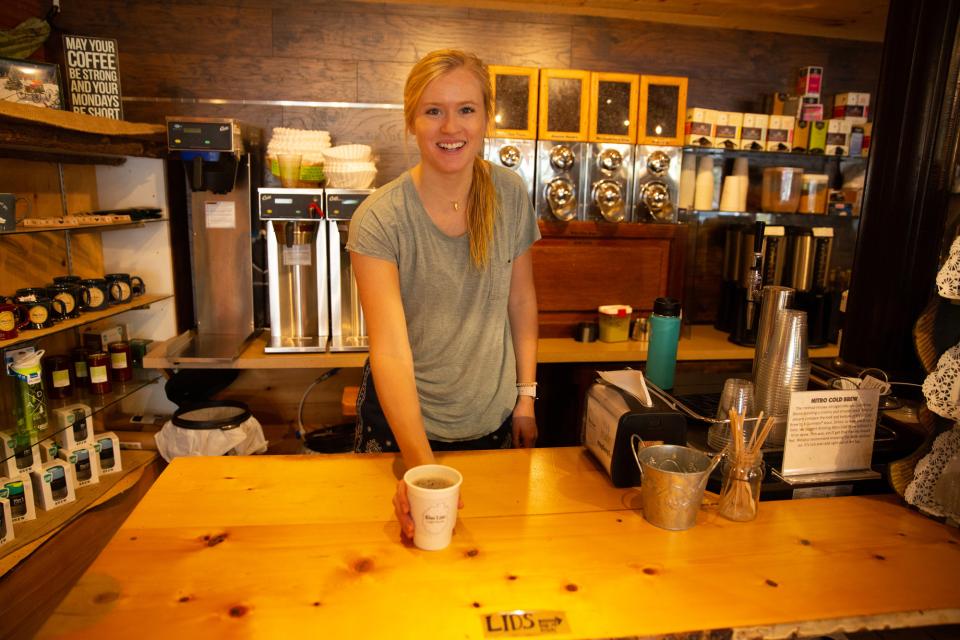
631,435 -> 721,531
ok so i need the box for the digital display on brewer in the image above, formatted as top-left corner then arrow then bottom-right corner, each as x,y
276,198 -> 293,204
183,127 -> 202,134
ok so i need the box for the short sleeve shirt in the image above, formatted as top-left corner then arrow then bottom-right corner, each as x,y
346,163 -> 540,441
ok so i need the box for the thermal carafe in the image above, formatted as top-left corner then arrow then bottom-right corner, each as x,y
259,189 -> 327,353
785,226 -> 834,347
326,189 -> 374,352
715,224 -> 743,332
730,224 -> 786,346
166,117 -> 262,361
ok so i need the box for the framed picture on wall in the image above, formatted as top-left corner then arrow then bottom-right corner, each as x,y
0,56 -> 63,110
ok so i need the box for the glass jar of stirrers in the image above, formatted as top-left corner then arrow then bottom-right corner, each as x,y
718,410 -> 775,522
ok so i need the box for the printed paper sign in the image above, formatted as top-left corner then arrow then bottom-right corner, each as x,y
782,388 -> 880,476
204,201 -> 236,229
62,35 -> 123,119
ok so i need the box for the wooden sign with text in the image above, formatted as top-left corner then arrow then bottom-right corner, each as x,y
62,34 -> 123,120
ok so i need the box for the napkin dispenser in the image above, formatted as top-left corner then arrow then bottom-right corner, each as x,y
583,382 -> 687,487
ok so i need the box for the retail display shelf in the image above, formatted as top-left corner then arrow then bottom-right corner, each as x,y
0,293 -> 173,352
0,370 -> 164,468
681,145 -> 866,162
682,210 -> 860,224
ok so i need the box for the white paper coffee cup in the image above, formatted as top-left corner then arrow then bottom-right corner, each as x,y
403,464 -> 462,551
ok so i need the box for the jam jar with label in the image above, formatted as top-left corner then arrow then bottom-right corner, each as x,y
108,341 -> 133,382
71,347 -> 92,390
42,354 -> 74,399
87,351 -> 112,395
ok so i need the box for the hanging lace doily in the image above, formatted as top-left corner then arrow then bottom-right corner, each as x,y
936,235 -> 960,300
922,343 -> 960,420
905,426 -> 960,520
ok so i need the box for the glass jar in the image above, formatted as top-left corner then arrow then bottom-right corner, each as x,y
718,457 -> 765,522
108,341 -> 133,382
42,354 -> 74,400
71,347 -> 92,390
87,351 -> 112,395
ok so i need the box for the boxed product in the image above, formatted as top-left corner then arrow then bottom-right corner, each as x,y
684,107 -> 717,146
39,438 -> 60,463
801,102 -> 824,121
58,444 -> 100,489
740,113 -> 768,150
797,66 -> 824,97
861,122 -> 872,157
825,118 -> 852,155
52,403 -> 94,449
82,324 -> 127,352
94,432 -> 123,475
30,459 -> 76,511
0,430 -> 42,477
0,474 -> 37,524
714,112 -> 743,148
849,125 -> 865,157
0,498 -> 13,546
808,120 -> 828,153
766,92 -> 788,115
793,120 -> 811,151
833,92 -> 870,122
766,115 -> 795,151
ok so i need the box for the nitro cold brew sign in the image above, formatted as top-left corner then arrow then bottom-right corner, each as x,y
62,35 -> 123,119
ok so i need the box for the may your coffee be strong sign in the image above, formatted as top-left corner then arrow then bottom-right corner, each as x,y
62,35 -> 123,120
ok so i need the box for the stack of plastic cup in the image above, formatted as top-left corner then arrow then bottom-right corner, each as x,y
754,309 -> 810,446
707,378 -> 756,452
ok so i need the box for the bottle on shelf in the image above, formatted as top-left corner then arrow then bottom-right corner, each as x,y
645,297 -> 682,391
10,349 -> 49,440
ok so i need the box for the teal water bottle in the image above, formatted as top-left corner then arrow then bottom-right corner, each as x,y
11,349 -> 48,438
645,297 -> 681,391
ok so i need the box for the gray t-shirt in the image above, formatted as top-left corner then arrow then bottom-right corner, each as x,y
346,163 -> 540,441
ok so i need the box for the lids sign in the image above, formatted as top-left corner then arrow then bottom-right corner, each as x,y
62,35 -> 123,120
482,610 -> 570,637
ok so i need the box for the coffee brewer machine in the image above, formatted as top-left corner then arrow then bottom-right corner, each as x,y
536,69 -> 591,221
785,226 -> 834,347
326,189 -> 374,352
730,222 -> 786,346
485,65 -> 538,203
166,117 -> 262,361
584,72 -> 637,222
633,76 -> 687,223
258,188 -> 327,353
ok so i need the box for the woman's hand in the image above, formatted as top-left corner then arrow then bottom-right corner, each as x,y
512,396 -> 538,448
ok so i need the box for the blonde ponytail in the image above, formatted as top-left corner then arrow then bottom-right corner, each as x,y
404,49 -> 498,268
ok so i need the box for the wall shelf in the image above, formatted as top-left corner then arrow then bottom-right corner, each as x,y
0,293 -> 173,352
0,217 -> 168,237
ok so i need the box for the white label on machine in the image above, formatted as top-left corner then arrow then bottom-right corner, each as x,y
282,245 -> 312,266
204,201 -> 236,229
781,388 -> 880,476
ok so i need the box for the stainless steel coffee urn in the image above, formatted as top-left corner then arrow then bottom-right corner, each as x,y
326,189 -> 374,352
166,116 -> 262,361
258,188 -> 327,353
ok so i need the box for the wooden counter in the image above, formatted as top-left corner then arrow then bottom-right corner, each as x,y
143,325 -> 840,369
41,448 -> 959,639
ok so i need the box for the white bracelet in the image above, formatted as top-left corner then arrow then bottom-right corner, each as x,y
517,385 -> 537,399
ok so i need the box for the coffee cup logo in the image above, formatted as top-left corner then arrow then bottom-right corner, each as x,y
55,292 -> 76,314
422,502 -> 450,533
0,311 -> 14,331
88,288 -> 105,307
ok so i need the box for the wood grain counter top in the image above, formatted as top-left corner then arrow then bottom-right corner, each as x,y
41,448 -> 959,639
144,325 -> 840,369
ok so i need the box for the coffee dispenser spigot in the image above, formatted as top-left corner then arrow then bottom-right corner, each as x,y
745,221 -> 766,331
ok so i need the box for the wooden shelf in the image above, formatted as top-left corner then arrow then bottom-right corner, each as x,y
0,293 -> 173,352
0,102 -> 166,164
0,449 -> 160,576
680,210 -> 859,225
682,145 -> 867,162
0,217 -> 167,236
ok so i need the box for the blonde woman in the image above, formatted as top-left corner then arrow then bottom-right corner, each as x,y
347,49 -> 539,539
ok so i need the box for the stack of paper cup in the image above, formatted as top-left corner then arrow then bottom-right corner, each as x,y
694,155 -> 715,211
679,153 -> 697,210
719,157 -> 750,212
733,157 -> 749,212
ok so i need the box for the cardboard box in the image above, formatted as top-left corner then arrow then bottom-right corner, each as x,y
793,120 -> 812,151
849,124 -> 865,157
767,92 -> 788,115
0,474 -> 36,524
766,115 -> 795,151
833,92 -> 870,123
52,403 -> 93,449
58,444 -> 100,489
740,113 -> 768,150
0,498 -> 13,545
30,459 -> 76,511
808,120 -> 828,153
801,103 -> 824,122
94,432 -> 123,475
797,66 -> 824,97
82,324 -> 127,353
861,122 -> 872,157
714,112 -> 742,148
826,118 -> 852,155
684,107 -> 717,146
0,430 -> 42,477
39,438 -> 60,464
